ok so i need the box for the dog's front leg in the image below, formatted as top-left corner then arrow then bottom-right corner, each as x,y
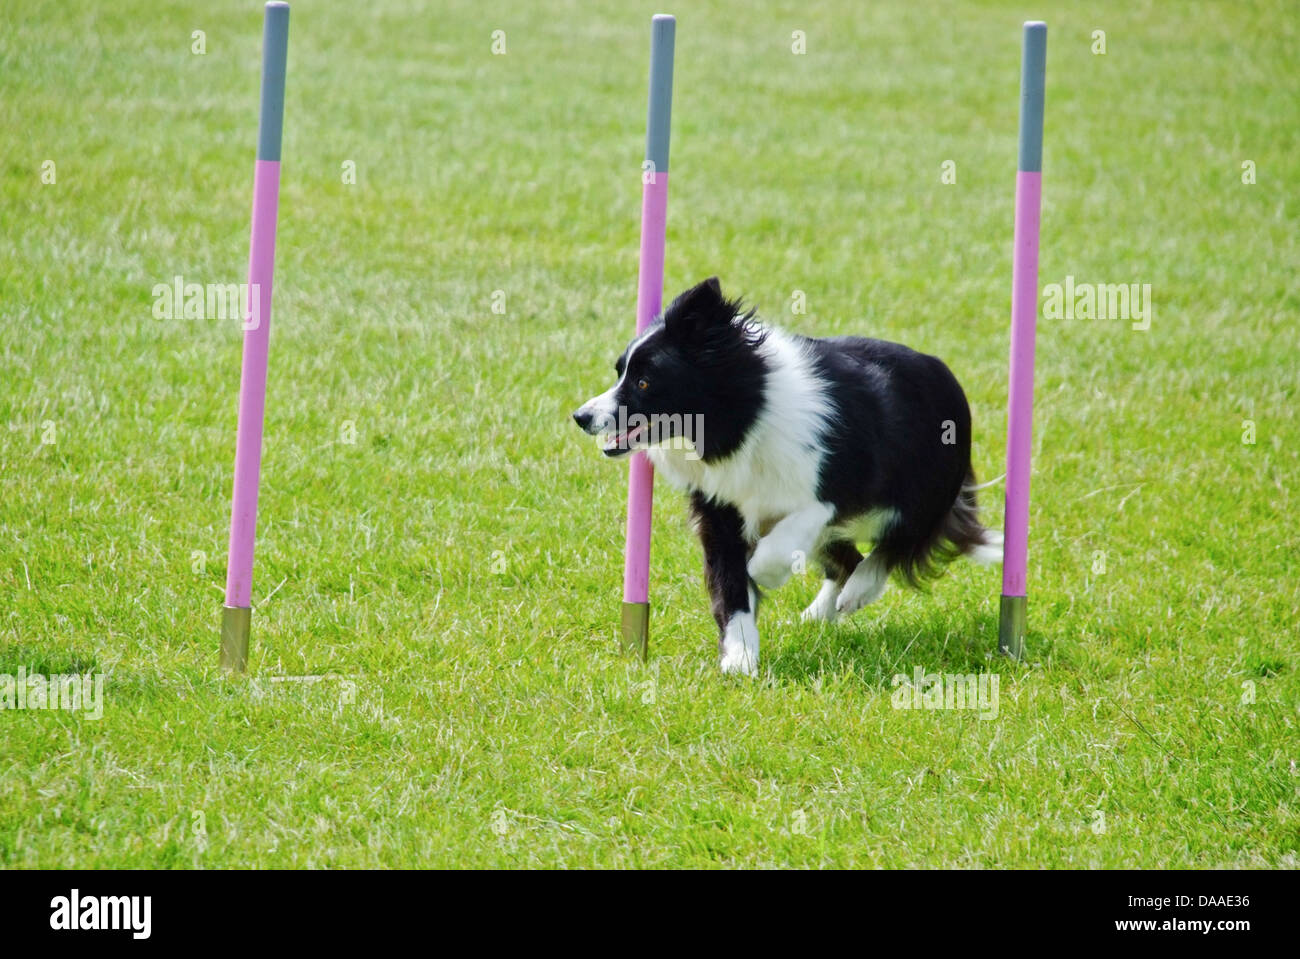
691,493 -> 760,677
747,502 -> 835,589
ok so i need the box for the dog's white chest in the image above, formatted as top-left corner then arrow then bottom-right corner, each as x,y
651,441 -> 822,540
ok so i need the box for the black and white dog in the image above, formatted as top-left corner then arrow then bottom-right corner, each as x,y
573,278 -> 1001,676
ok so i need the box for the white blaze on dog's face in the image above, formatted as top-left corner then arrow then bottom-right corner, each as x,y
572,327 -> 658,458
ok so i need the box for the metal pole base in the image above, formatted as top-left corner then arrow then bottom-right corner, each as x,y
620,601 -> 649,661
998,594 -> 1026,660
220,605 -> 252,673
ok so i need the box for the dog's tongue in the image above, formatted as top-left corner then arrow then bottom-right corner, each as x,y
603,425 -> 646,452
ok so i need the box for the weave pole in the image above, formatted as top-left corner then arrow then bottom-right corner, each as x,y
621,14 -> 675,660
999,21 -> 1046,659
221,1 -> 290,672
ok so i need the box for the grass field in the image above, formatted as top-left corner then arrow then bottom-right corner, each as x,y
1,0 -> 1297,868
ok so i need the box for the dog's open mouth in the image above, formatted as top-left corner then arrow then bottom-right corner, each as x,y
601,424 -> 648,457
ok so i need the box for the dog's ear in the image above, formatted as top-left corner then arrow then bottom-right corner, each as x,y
664,277 -> 727,339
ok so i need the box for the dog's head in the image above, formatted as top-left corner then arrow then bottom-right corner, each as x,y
572,277 -> 767,460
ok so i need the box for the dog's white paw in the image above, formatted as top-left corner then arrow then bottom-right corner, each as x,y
835,557 -> 888,616
747,539 -> 794,589
800,580 -> 841,622
719,645 -> 759,677
718,612 -> 759,677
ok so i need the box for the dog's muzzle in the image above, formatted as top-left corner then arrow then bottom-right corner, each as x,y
573,395 -> 642,458
572,406 -> 600,434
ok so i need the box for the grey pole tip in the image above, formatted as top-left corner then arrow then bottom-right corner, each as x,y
645,15 -> 676,172
653,13 -> 675,22
1017,21 -> 1047,173
256,2 -> 291,162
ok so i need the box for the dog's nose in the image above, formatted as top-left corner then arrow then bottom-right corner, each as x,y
573,408 -> 594,431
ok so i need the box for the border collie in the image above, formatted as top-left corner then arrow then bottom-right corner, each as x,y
573,278 -> 1002,676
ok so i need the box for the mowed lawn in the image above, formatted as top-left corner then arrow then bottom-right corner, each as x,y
1,0 -> 1296,868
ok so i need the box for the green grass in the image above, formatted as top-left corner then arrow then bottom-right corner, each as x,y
1,0 -> 1297,867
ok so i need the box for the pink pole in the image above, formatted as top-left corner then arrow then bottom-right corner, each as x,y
999,22 -> 1046,658
221,3 -> 290,672
622,174 -> 669,606
1001,170 -> 1041,599
224,159 -> 281,611
621,15 -> 675,659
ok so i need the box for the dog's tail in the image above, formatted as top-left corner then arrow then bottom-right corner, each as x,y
948,470 -> 1003,566
885,469 -> 1002,587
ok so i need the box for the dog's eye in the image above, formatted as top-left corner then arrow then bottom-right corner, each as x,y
637,378 -> 649,391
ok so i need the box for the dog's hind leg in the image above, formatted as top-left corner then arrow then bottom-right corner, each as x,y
691,493 -> 761,677
834,550 -> 891,617
801,539 -> 864,622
